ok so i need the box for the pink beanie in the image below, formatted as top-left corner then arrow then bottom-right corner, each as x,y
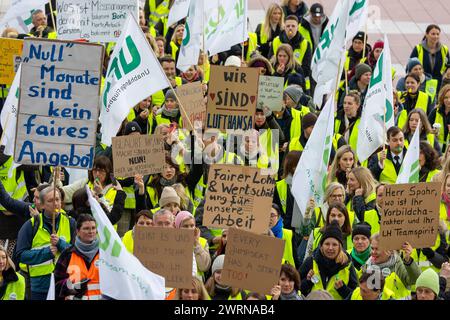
175,211 -> 194,229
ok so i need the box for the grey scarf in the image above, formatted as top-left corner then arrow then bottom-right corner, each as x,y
75,236 -> 99,263
161,104 -> 180,118
280,290 -> 303,300
160,176 -> 177,186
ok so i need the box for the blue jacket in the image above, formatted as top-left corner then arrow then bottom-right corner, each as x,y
15,213 -> 76,294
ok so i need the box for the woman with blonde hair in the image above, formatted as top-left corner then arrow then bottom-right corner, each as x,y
300,220 -> 358,300
439,172 -> 450,235
346,167 -> 379,233
0,246 -> 25,300
168,23 -> 185,62
402,108 -> 441,155
328,145 -> 357,188
429,84 -> 450,153
177,277 -> 210,300
255,3 -> 285,58
271,44 -> 306,92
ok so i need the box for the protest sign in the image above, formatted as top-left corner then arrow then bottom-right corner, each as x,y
56,0 -> 139,42
379,182 -> 441,251
257,75 -> 284,112
134,226 -> 194,288
176,82 -> 206,131
222,228 -> 284,295
206,66 -> 258,133
0,38 -> 23,85
14,38 -> 104,169
112,134 -> 165,178
202,164 -> 275,234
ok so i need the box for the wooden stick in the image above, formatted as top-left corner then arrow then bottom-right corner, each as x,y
362,23 -> 368,59
51,167 -> 58,234
48,0 -> 57,34
345,68 -> 349,95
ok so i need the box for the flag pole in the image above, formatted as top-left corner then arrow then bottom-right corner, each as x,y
362,22 -> 368,59
48,0 -> 57,34
51,167 -> 59,234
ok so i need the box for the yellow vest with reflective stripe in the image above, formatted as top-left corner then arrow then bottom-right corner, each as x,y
397,91 -> 430,129
410,236 -> 442,273
122,185 -> 136,209
281,228 -> 295,266
425,79 -> 438,102
275,179 -> 288,214
29,213 -> 72,277
298,25 -> 313,52
433,110 -> 449,146
313,207 -> 326,228
439,202 -> 450,243
1,272 -> 25,300
272,36 -> 309,67
246,33 -> 258,62
344,51 -> 367,72
258,23 -> 269,44
289,107 -> 309,141
196,237 -> 208,279
378,150 -> 398,184
416,44 -> 449,76
0,157 -> 27,211
404,133 -> 435,151
152,77 -> 183,106
384,271 -> 411,300
48,31 -> 57,39
122,229 -> 134,254
350,286 -> 395,300
346,193 -> 380,234
87,182 -> 117,208
311,259 -> 351,300
148,0 -> 170,26
170,41 -> 180,61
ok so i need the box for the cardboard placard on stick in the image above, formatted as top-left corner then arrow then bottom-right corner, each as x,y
134,226 -> 194,288
379,182 -> 441,251
257,75 -> 284,112
176,81 -> 206,131
0,38 -> 23,85
112,134 -> 165,178
202,164 -> 275,234
221,228 -> 285,295
206,65 -> 259,133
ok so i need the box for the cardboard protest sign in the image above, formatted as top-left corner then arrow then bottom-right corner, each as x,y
257,75 -> 284,112
134,226 -> 194,288
176,81 -> 206,131
14,38 -> 104,169
206,65 -> 258,133
112,134 -> 165,178
379,182 -> 441,251
56,0 -> 139,42
202,164 -> 275,234
222,228 -> 285,295
0,38 -> 23,85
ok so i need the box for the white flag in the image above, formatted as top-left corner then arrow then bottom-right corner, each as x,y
357,35 -> 395,162
291,96 -> 335,226
177,0 -> 203,72
1,64 -> 21,156
87,186 -> 165,300
46,273 -> 55,300
168,0 -> 192,26
99,15 -> 170,146
312,0 -> 350,107
396,123 -> 420,184
346,0 -> 369,42
204,0 -> 248,56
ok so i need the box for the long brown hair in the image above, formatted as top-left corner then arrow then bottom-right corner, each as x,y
324,202 -> 352,235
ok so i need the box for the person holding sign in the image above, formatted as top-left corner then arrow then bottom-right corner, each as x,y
299,220 -> 358,300
54,215 -> 101,300
205,255 -> 244,300
361,233 -> 421,300
15,187 -> 76,300
269,204 -> 296,267
122,210 -> 153,254
271,264 -> 304,300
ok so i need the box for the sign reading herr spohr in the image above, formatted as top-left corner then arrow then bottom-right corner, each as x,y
14,38 -> 104,169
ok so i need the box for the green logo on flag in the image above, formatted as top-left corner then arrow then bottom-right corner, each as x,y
182,22 -> 190,46
99,226 -> 122,257
349,0 -> 366,16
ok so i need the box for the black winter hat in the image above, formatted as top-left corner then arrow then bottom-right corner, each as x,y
352,222 -> 372,240
320,220 -> 343,246
124,121 -> 142,135
353,31 -> 367,43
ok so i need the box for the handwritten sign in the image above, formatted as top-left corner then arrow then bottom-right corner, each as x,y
202,164 -> 275,234
134,226 -> 194,288
206,65 -> 258,133
56,0 -> 139,42
176,82 -> 206,131
112,134 -> 165,178
379,182 -> 441,251
14,38 -> 104,169
257,75 -> 284,112
0,38 -> 23,85
222,228 -> 284,295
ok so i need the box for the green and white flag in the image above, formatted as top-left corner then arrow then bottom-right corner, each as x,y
168,0 -> 192,26
396,122 -> 420,184
0,0 -> 47,33
87,186 -> 165,300
312,0 -> 349,106
100,15 -> 170,146
291,95 -> 335,225
357,35 -> 395,162
346,0 -> 369,42
203,0 -> 248,56
1,64 -> 21,156
177,0 -> 203,72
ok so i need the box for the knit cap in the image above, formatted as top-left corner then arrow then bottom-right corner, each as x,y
124,121 -> 142,135
353,31 -> 367,43
165,89 -> 177,101
320,220 -> 343,246
415,268 -> 440,296
302,112 -> 318,130
284,85 -> 303,105
373,40 -> 384,51
352,222 -> 372,240
175,210 -> 194,229
211,255 -> 225,275
159,186 -> 180,208
224,55 -> 241,67
355,63 -> 372,80
406,57 -> 422,73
